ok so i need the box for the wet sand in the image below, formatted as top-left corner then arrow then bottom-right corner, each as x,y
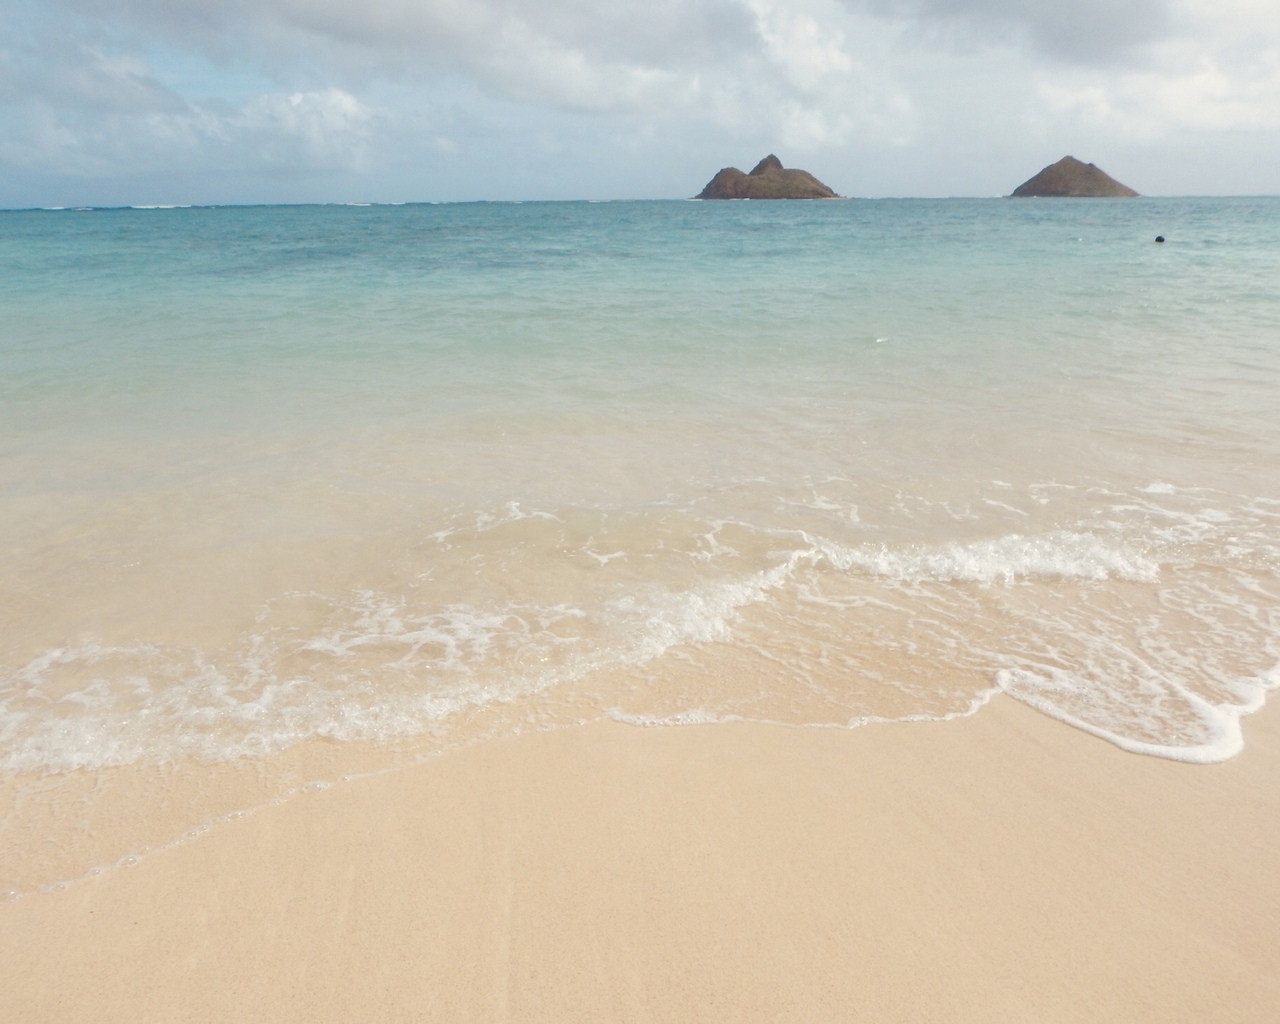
2,695 -> 1278,1023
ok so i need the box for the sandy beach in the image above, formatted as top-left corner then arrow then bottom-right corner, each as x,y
3,695 -> 1277,1023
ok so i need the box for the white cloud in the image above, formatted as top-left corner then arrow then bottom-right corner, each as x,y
749,0 -> 854,86
1033,0 -> 1280,136
0,73 -> 378,180
2,0 -> 1280,200
235,87 -> 375,168
848,0 -> 1176,64
12,0 -> 923,157
1039,60 -> 1280,136
0,39 -> 185,114
43,0 -> 762,99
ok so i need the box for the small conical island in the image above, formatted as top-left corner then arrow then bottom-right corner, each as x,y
696,155 -> 840,200
1011,156 -> 1139,197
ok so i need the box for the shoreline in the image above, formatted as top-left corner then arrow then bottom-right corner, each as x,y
3,696 -> 1279,1022
5,663 -> 1273,903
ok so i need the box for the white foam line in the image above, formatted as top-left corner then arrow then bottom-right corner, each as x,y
607,678 -> 1011,733
799,530 -> 1160,584
983,499 -> 1027,516
998,663 -> 1280,764
10,654 -> 1278,903
606,708 -> 736,727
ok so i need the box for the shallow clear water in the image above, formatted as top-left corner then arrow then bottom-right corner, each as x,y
2,198 -> 1279,892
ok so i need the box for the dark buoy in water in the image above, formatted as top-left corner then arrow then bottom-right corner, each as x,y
1155,235 -> 1165,243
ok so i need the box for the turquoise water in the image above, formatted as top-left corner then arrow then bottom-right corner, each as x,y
2,198 -> 1279,891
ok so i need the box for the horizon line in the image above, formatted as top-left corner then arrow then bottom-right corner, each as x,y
4,193 -> 1278,213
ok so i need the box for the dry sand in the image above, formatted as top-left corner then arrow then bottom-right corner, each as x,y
2,695 -> 1278,1023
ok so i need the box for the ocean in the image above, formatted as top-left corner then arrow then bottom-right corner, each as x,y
2,197 -> 1278,896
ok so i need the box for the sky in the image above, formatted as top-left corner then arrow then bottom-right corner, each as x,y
2,0 -> 1278,205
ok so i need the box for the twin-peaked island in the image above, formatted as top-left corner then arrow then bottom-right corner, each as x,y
696,154 -> 840,199
695,154 -> 1139,199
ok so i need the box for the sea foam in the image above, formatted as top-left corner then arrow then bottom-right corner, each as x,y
806,530 -> 1160,583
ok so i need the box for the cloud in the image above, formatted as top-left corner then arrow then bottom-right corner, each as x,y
1031,0 -> 1280,135
3,0 -> 1280,201
33,0 -> 904,124
0,73 -> 377,181
43,0 -> 762,97
1039,61 -> 1280,136
16,0 -> 919,151
233,88 -> 375,168
848,0 -> 1176,64
749,0 -> 854,88
0,37 -> 186,114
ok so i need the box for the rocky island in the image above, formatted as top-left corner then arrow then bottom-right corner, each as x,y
1011,156 -> 1139,197
696,155 -> 839,200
